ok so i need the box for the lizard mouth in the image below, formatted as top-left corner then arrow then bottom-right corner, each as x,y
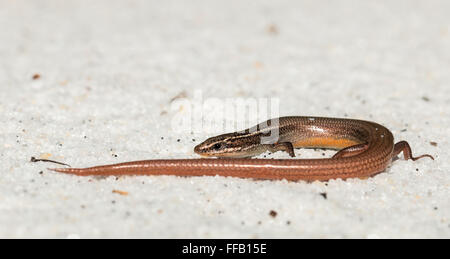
193,144 -> 215,157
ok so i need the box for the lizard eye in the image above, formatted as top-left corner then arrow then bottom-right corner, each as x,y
213,143 -> 222,150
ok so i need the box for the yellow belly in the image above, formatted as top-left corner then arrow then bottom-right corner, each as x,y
293,137 -> 360,149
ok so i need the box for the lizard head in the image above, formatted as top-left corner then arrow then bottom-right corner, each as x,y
194,132 -> 263,158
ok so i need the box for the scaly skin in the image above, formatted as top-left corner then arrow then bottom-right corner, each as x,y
49,117 -> 433,181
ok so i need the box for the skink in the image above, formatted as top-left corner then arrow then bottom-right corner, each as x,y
49,116 -> 433,181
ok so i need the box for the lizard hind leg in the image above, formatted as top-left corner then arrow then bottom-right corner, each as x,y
393,141 -> 434,161
332,143 -> 369,159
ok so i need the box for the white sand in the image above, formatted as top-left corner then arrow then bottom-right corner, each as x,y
0,0 -> 449,238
